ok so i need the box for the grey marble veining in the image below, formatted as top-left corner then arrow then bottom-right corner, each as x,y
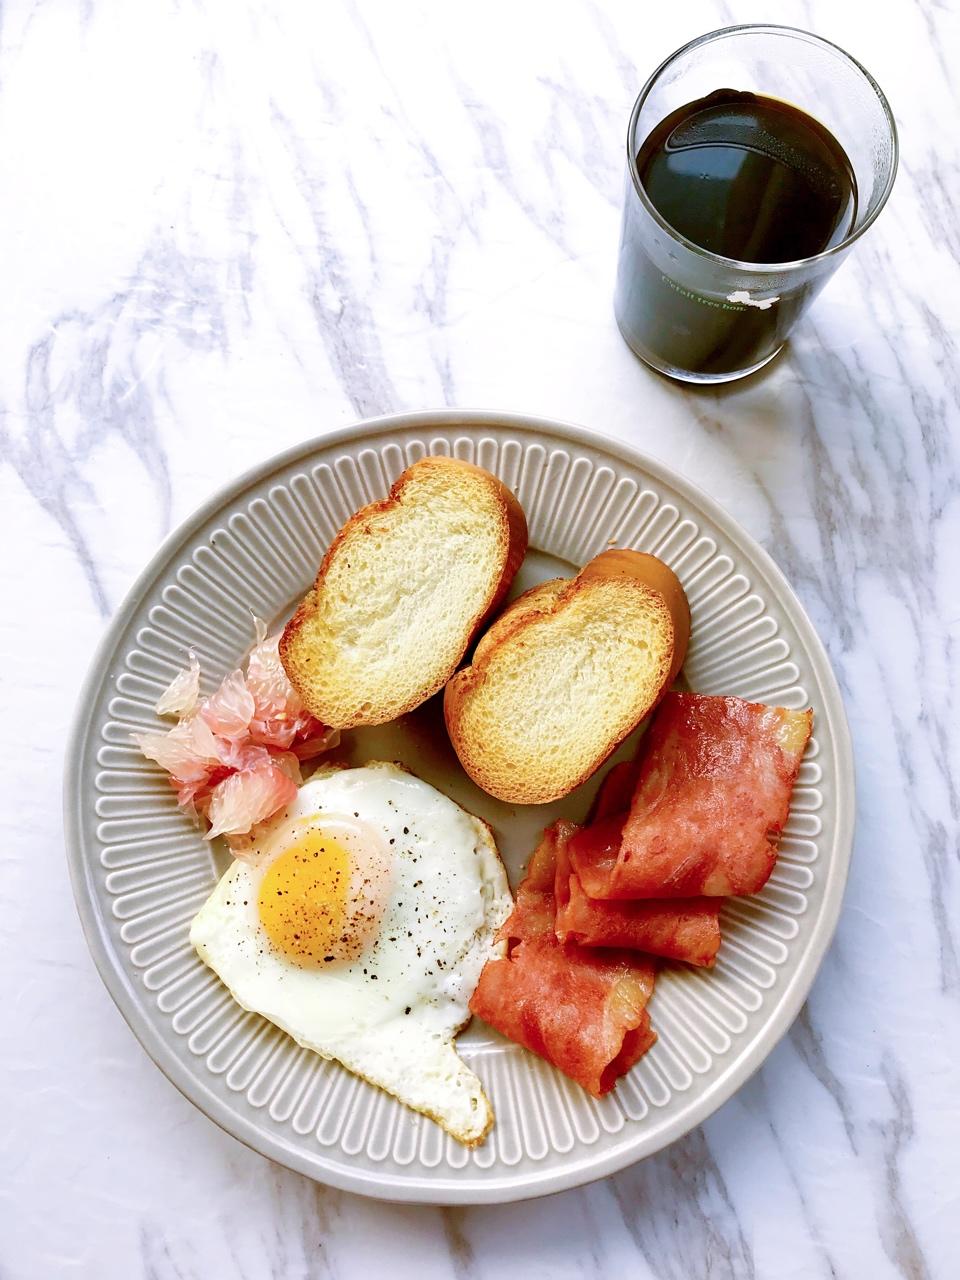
2,0 -> 957,1277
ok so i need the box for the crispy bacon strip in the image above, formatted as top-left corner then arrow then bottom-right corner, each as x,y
469,825 -> 657,1097
553,823 -> 721,966
570,693 -> 813,899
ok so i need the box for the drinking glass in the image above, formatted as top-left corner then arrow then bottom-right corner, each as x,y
614,25 -> 898,383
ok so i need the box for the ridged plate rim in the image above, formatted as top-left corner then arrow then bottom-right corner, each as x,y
64,408 -> 854,1204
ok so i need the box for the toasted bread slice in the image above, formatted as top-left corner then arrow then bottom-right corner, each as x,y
280,457 -> 527,728
444,550 -> 690,804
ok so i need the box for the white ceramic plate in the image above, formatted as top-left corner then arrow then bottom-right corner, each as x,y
65,410 -> 853,1204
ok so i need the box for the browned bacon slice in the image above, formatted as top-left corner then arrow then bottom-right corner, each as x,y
469,825 -> 657,1096
570,693 -> 812,899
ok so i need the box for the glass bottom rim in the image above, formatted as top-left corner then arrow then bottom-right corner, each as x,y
616,317 -> 785,385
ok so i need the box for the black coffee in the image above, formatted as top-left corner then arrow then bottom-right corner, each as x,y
617,90 -> 857,377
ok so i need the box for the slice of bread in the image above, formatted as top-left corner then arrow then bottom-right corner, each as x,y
444,550 -> 690,804
280,457 -> 527,729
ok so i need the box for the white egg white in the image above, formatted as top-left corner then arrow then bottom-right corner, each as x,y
190,762 -> 513,1144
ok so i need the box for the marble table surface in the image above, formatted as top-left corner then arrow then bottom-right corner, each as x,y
3,0 -> 958,1276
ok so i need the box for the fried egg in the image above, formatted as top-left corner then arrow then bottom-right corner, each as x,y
190,762 -> 512,1144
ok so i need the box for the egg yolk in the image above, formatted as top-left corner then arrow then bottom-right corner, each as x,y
257,826 -> 385,966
